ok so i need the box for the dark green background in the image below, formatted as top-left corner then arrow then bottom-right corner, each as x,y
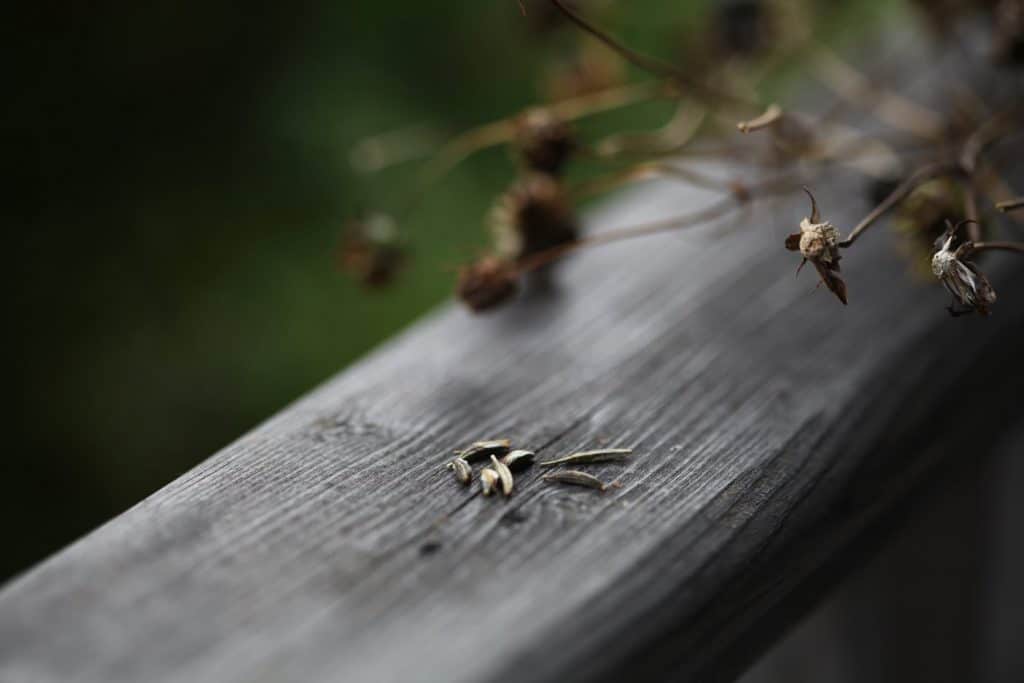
4,1 -> 892,582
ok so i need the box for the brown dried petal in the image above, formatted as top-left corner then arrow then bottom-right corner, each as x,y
811,259 -> 848,305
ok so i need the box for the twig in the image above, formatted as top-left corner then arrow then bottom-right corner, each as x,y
839,160 -> 961,248
968,241 -> 1024,254
736,104 -> 783,134
996,197 -> 1024,212
546,0 -> 756,108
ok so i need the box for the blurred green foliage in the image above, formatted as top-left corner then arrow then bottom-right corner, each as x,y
4,0 -> 897,581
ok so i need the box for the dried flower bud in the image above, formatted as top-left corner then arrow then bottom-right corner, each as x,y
456,256 -> 520,313
491,173 -> 578,263
785,188 -> 847,305
931,221 -> 997,316
513,108 -> 576,175
337,212 -> 406,287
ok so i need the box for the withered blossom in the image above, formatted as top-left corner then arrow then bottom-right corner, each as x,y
931,221 -> 997,316
785,188 -> 848,305
456,256 -> 520,313
490,173 -> 579,263
513,108 -> 576,175
337,212 -> 406,287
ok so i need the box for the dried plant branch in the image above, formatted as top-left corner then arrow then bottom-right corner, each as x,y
736,104 -> 783,133
839,160 -> 962,247
591,100 -> 706,159
545,0 -> 756,108
968,241 -> 1024,254
811,46 -> 945,140
996,197 -> 1024,212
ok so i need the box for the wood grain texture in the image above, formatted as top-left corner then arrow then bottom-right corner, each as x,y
2,39 -> 1022,683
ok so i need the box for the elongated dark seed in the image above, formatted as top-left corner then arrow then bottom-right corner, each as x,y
455,439 -> 511,463
480,468 -> 500,496
446,457 -> 472,485
491,455 -> 514,496
538,448 -> 632,467
501,449 -> 535,472
542,470 -> 608,491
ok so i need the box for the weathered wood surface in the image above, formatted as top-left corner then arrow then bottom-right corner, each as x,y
2,46 -> 1022,683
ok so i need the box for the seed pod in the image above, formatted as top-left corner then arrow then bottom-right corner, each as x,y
501,449 -> 536,472
542,470 -> 609,491
455,439 -> 511,463
456,256 -> 520,313
538,448 -> 633,467
480,468 -> 500,497
785,187 -> 847,305
513,108 -> 576,175
491,455 -> 514,496
336,212 -> 406,287
490,174 -> 578,264
446,457 -> 472,485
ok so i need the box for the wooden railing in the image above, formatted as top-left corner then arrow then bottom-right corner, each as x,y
1,37 -> 1021,683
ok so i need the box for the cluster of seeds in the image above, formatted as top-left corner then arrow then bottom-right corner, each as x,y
446,439 -> 632,496
446,439 -> 536,497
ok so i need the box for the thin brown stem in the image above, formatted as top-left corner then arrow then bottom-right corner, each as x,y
996,197 -> 1024,212
969,241 -> 1024,254
517,196 -> 740,273
519,174 -> 800,273
736,104 -> 783,134
839,160 -> 961,248
546,0 -> 756,109
964,184 -> 981,243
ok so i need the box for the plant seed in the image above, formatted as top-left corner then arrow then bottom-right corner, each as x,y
455,439 -> 512,463
501,449 -> 536,472
542,470 -> 609,491
538,448 -> 633,467
491,455 -> 514,496
480,468 -> 500,496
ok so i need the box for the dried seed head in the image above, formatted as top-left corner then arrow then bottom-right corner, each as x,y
491,455 -> 515,496
514,108 -> 576,175
337,212 -> 406,287
785,188 -> 847,305
446,457 -> 472,485
931,221 -> 997,316
456,256 -> 520,312
480,468 -> 500,496
455,439 -> 512,463
542,470 -> 609,491
501,449 -> 536,472
490,173 -> 579,264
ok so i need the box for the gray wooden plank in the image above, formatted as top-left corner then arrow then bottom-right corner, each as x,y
2,44 -> 1022,683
